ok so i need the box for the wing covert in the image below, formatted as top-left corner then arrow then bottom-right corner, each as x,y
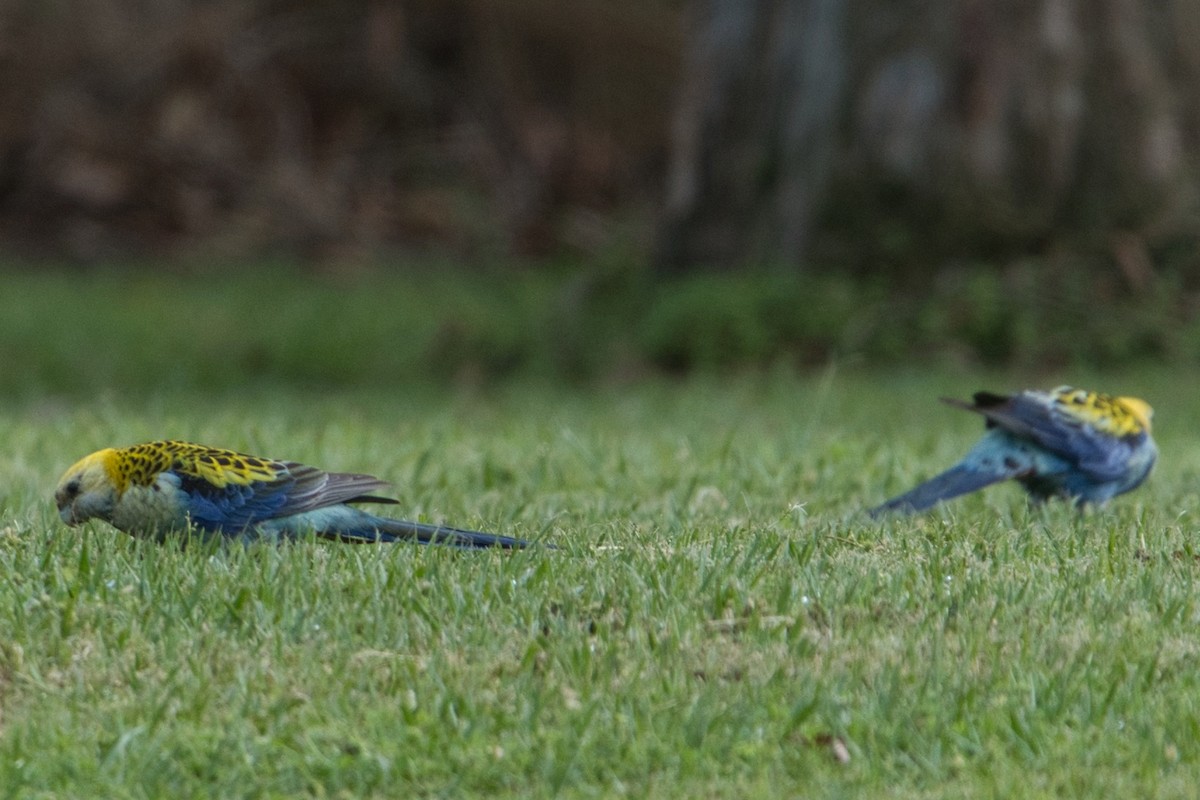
945,391 -> 1144,482
173,460 -> 395,532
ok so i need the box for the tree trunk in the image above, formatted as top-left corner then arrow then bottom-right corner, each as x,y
658,0 -> 848,271
658,0 -> 1200,276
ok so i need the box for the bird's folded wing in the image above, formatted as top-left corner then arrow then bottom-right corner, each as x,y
173,460 -> 394,532
945,394 -> 1138,482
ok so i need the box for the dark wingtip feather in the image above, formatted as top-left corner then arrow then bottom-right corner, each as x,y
349,495 -> 400,506
939,396 -> 974,411
940,391 -> 1013,431
970,391 -> 1010,407
940,391 -> 1009,413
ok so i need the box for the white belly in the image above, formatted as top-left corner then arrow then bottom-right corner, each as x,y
109,474 -> 191,536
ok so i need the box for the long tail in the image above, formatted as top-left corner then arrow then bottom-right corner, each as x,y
322,512 -> 533,548
870,463 -> 1012,516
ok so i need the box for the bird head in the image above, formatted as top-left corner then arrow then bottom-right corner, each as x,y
55,448 -> 122,526
1116,396 -> 1154,434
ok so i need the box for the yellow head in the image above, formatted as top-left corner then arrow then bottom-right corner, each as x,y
1116,396 -> 1154,434
55,448 -> 123,526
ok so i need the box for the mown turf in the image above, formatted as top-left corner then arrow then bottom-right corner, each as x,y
0,368 -> 1196,798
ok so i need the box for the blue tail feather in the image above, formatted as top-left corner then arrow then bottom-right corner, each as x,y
327,516 -> 533,549
870,463 -> 1010,516
266,505 -> 542,548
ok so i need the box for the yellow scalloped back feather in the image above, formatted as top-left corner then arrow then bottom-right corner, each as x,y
1050,387 -> 1153,437
114,441 -> 283,490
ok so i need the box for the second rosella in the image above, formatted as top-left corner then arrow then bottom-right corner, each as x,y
871,386 -> 1157,515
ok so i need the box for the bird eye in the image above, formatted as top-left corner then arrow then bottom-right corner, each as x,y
64,478 -> 81,498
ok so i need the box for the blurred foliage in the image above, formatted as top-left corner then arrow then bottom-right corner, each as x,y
0,3 -> 1196,377
0,0 -> 1196,294
0,0 -> 680,262
2,258 -> 1197,398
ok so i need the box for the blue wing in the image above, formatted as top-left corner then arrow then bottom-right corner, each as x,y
174,462 -> 395,533
945,392 -> 1142,483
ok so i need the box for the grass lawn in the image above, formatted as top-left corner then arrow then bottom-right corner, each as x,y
1,369 -> 1197,798
0,271 -> 1195,797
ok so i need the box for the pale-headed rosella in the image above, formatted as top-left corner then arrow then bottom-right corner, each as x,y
55,440 -> 530,548
871,387 -> 1156,515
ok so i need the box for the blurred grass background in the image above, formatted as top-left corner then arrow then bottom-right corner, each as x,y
2,260 -> 1196,401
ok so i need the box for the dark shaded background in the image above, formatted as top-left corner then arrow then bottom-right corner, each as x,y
2,1 -> 1197,286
